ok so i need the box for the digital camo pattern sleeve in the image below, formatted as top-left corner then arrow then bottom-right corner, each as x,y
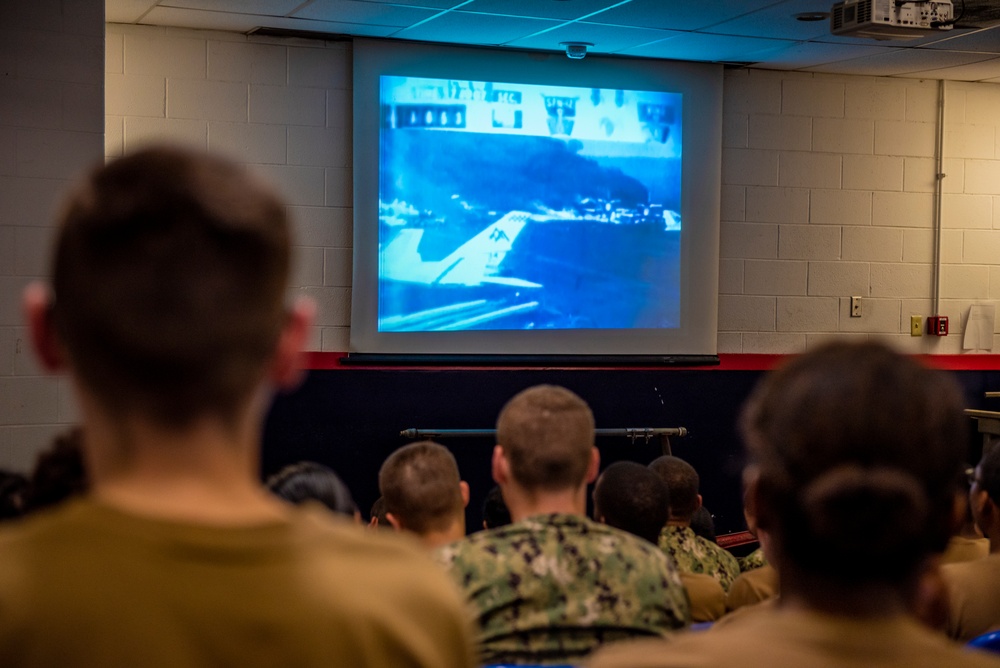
437,514 -> 690,665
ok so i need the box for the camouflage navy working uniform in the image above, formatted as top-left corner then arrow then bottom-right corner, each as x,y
436,513 -> 690,666
738,547 -> 767,572
658,525 -> 740,592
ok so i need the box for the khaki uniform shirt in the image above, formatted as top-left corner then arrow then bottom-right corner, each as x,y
678,572 -> 726,622
588,606 -> 1000,668
658,525 -> 740,592
0,498 -> 475,668
726,563 -> 780,611
437,513 -> 690,666
943,552 -> 1000,641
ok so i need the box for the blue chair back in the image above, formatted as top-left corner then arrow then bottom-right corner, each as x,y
968,630 -> 1000,653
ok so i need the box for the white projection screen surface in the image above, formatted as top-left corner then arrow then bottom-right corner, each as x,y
350,39 -> 722,362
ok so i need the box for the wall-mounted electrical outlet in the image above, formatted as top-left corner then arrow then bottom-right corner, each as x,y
851,296 -> 862,318
911,315 -> 922,336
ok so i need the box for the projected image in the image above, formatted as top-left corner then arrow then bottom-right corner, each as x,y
378,75 -> 682,333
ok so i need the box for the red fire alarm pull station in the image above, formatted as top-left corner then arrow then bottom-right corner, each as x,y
928,316 -> 949,336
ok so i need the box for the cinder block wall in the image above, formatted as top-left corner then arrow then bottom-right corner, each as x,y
105,24 -> 354,354
0,1 -> 104,471
721,69 -> 1000,354
107,26 -> 1000,360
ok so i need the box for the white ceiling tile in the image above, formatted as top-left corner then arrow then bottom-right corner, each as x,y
895,55 -> 1000,81
394,11 -> 559,44
919,25 -> 1000,53
805,48 -> 998,76
106,0 -> 160,23
293,0 -> 439,27
349,0 -> 468,7
586,0 -> 773,31
161,0 -> 303,15
509,21 -> 679,54
621,32 -> 794,63
709,1 -> 833,41
751,41 -> 895,70
142,7 -> 401,36
460,0 -> 628,21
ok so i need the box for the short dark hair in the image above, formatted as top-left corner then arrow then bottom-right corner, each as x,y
593,461 -> 670,544
740,341 -> 967,585
267,461 -> 358,517
649,455 -> 700,521
379,441 -> 464,535
496,385 -> 595,492
0,471 -> 28,522
482,485 -> 511,529
24,427 -> 88,513
977,445 -> 1000,507
51,145 -> 290,427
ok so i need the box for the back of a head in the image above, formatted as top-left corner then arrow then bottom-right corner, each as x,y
0,470 -> 28,522
740,341 -> 967,586
52,145 -> 290,427
24,427 -> 88,514
976,445 -> 1000,508
482,485 -> 511,529
378,441 -> 463,535
594,461 -> 670,544
496,384 -> 595,492
649,455 -> 699,521
267,461 -> 358,517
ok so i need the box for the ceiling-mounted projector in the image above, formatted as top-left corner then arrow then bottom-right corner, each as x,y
831,0 -> 954,40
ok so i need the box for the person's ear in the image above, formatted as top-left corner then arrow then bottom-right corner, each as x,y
385,512 -> 403,532
585,447 -> 600,484
492,445 -> 510,485
23,282 -> 64,372
269,296 -> 315,389
460,481 -> 470,507
695,493 -> 703,511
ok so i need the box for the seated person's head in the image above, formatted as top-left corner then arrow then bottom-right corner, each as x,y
378,441 -> 468,542
27,145 -> 309,430
0,471 -> 28,522
689,506 -> 717,543
593,461 -> 669,544
494,384 -> 598,499
739,341 -> 967,594
267,461 -> 359,520
368,496 -> 388,530
969,445 -> 1000,538
649,455 -> 700,523
24,427 -> 87,514
481,485 -> 511,530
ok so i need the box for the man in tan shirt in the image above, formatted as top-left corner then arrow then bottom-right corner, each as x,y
0,146 -> 474,668
943,445 -> 1000,641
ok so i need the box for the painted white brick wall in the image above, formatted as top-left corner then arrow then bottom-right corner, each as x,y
106,23 -> 354,356
721,70 -> 1000,353
0,1 -> 103,471
102,32 -> 1000,361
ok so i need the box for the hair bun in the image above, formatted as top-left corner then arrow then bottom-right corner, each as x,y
796,465 -> 929,574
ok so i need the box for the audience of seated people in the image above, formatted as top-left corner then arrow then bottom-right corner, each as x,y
0,146 -> 474,667
589,341 -> 1000,667
7,145 -> 1000,668
481,484 -> 511,530
266,460 -> 361,522
437,384 -> 690,666
379,440 -> 469,549
942,444 -> 1000,641
594,461 -> 726,623
649,455 -> 740,592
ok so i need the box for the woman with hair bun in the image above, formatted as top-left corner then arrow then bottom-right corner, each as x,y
589,341 -> 1000,667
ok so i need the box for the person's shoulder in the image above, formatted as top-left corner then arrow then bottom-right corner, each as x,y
942,553 -> 1000,587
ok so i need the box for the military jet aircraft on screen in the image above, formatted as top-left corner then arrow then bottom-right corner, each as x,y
380,210 -> 542,289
